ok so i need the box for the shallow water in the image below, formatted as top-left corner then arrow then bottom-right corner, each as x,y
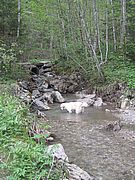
46,95 -> 135,180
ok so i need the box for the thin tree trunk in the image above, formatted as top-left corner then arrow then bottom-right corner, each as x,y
78,5 -> 104,78
17,0 -> 21,38
92,0 -> 103,63
110,0 -> 117,51
120,0 -> 126,47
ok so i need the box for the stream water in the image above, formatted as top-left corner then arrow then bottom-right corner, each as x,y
45,95 -> 135,180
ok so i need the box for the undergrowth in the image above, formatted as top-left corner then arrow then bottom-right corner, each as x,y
104,54 -> 135,89
0,93 -> 66,179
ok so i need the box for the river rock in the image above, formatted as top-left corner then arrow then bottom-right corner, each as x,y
94,97 -> 103,107
47,144 -> 69,162
33,99 -> 50,111
52,91 -> 65,103
77,97 -> 95,106
43,92 -> 54,104
32,89 -> 41,98
44,71 -> 55,78
50,79 -> 68,93
120,96 -> 130,110
65,163 -> 97,180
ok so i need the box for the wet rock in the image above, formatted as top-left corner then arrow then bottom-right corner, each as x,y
65,163 -> 97,180
113,121 -> 122,131
52,91 -> 65,103
94,98 -> 103,107
105,120 -> 122,132
47,144 -> 69,162
32,99 -> 50,111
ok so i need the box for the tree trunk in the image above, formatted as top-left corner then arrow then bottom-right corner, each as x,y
120,0 -> 126,47
110,0 -> 117,51
17,0 -> 21,38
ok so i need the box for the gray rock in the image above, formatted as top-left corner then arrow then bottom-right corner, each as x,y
66,163 -> 96,180
47,144 -> 69,162
47,144 -> 98,180
94,98 -> 103,107
46,137 -> 54,142
33,99 -> 50,111
52,91 -> 65,103
32,89 -> 41,98
18,91 -> 31,103
43,92 -> 54,104
120,96 -> 130,110
77,97 -> 95,106
50,79 -> 68,93
39,68 -> 52,75
44,72 -> 55,78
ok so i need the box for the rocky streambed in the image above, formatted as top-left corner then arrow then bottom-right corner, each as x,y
16,61 -> 135,180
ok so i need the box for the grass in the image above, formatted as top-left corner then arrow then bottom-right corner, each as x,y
0,85 -> 67,179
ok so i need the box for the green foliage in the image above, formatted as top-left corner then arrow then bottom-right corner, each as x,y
0,93 -> 66,179
0,41 -> 28,80
0,0 -> 18,36
104,54 -> 135,89
0,41 -> 17,72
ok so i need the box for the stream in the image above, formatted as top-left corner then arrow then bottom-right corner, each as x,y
45,94 -> 135,180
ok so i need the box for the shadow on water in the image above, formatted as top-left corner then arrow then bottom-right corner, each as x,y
45,95 -> 135,180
